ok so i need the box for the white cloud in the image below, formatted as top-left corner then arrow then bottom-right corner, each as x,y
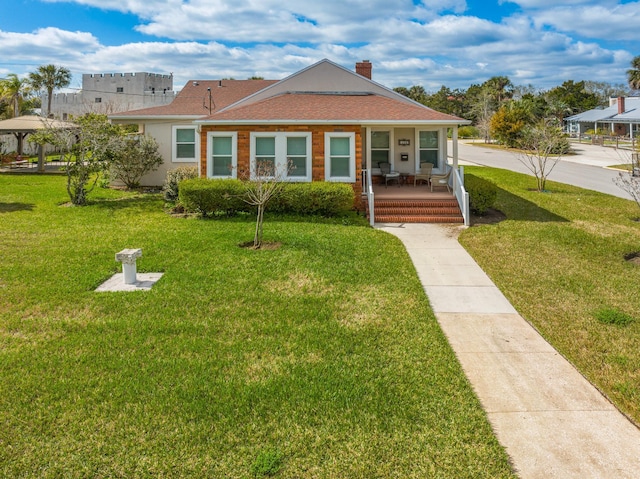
3,1 -> 637,92
501,0 -> 618,7
532,3 -> 640,40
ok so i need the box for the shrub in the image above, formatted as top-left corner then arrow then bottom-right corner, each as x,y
458,125 -> 480,138
179,178 -> 246,216
163,166 -> 199,203
465,174 -> 497,215
110,135 -> 163,189
595,308 -> 635,327
272,182 -> 354,216
179,180 -> 355,217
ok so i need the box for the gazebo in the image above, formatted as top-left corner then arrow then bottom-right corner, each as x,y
0,115 -> 74,172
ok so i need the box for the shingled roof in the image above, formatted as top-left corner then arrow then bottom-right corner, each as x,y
197,91 -> 464,124
110,79 -> 278,119
111,59 -> 468,126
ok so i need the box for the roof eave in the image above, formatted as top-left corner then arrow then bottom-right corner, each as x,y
195,119 -> 470,126
109,114 -> 206,121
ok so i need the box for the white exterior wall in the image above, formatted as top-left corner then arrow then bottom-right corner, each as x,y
47,72 -> 175,120
364,126 -> 450,175
132,121 -> 199,187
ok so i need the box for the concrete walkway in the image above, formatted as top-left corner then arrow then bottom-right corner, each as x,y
377,222 -> 640,479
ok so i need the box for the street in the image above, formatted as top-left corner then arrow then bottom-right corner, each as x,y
454,140 -> 634,200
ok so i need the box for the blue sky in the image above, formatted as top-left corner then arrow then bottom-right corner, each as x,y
0,0 -> 638,92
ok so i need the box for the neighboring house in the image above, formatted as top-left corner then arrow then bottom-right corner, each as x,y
566,97 -> 640,138
48,72 -> 175,120
111,59 -> 469,197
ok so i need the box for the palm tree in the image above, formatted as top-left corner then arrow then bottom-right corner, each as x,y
627,56 -> 640,91
0,73 -> 32,118
29,64 -> 71,118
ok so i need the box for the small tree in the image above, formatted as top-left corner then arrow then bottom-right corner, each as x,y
30,113 -> 124,205
613,171 -> 640,210
110,135 -> 163,189
516,119 -> 568,192
613,150 -> 640,211
241,160 -> 289,248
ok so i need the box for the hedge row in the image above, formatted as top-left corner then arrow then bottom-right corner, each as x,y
178,178 -> 354,217
465,174 -> 497,215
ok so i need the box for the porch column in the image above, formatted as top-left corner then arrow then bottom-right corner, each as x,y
452,126 -> 458,170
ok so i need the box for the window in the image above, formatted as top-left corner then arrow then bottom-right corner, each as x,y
325,132 -> 356,182
172,126 -> 198,163
95,97 -> 102,103
250,132 -> 311,181
116,87 -> 124,93
207,132 -> 237,178
418,130 -> 439,168
286,137 -> 308,177
371,131 -> 390,168
255,136 -> 276,175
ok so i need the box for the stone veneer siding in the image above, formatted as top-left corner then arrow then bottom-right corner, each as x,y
200,125 -> 364,201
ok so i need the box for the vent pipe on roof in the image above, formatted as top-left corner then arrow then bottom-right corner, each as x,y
618,96 -> 625,115
356,60 -> 372,80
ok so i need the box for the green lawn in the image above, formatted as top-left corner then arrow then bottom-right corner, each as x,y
0,174 -> 515,478
460,167 -> 640,425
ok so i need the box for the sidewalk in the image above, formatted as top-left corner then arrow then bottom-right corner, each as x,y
377,222 -> 640,479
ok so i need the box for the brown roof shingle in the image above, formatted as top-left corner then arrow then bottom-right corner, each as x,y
111,79 -> 278,117
202,92 -> 464,123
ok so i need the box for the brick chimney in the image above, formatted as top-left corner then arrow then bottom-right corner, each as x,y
618,96 -> 626,115
356,60 -> 372,80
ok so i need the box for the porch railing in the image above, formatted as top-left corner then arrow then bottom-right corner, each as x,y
362,168 -> 375,226
449,164 -> 469,226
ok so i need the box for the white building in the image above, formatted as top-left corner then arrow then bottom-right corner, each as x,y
47,72 -> 175,120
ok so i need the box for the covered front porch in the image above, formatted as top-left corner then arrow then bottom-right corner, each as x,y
359,124 -> 468,225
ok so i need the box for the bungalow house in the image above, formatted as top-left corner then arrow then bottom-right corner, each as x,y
111,59 -> 471,224
565,96 -> 640,138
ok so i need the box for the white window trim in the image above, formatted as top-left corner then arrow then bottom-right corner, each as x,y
250,132 -> 312,182
172,125 -> 200,163
414,128 -> 443,173
368,128 -> 394,174
325,132 -> 356,183
207,131 -> 237,179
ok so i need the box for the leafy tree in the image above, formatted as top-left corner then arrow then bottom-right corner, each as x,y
544,98 -> 573,123
30,113 -> 125,205
482,76 -> 514,105
545,80 -> 599,115
110,135 -> 163,189
0,73 -> 33,118
423,86 -> 467,117
489,100 -> 537,147
29,64 -> 72,118
627,55 -> 640,91
516,119 -> 568,192
393,85 -> 428,104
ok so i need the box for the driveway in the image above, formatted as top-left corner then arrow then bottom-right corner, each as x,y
454,140 -> 634,200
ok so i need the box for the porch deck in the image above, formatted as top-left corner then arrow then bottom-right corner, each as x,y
369,183 -> 454,200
